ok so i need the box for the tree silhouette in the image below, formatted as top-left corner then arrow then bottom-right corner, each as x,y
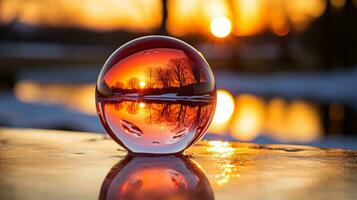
155,67 -> 172,88
145,67 -> 155,88
184,58 -> 204,83
125,101 -> 139,115
144,102 -> 213,135
168,58 -> 187,87
114,81 -> 125,89
106,100 -> 214,142
127,77 -> 140,89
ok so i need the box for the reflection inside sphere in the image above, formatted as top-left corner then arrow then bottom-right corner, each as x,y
99,156 -> 214,200
96,39 -> 216,154
98,100 -> 214,154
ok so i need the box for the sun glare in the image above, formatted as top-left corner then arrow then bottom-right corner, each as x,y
139,102 -> 146,108
210,16 -> 232,38
139,81 -> 146,88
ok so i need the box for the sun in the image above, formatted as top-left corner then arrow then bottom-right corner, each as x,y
139,81 -> 146,88
210,16 -> 232,38
139,102 -> 146,108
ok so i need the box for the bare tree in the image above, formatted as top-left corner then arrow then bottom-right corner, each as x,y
167,58 -> 187,87
184,58 -> 204,83
127,77 -> 140,89
114,81 -> 125,89
155,67 -> 172,88
145,67 -> 155,88
125,101 -> 139,115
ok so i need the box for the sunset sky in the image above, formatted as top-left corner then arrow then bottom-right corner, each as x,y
103,48 -> 186,88
0,0 -> 330,37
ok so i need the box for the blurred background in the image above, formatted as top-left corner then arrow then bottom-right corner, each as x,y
1,0 -> 357,149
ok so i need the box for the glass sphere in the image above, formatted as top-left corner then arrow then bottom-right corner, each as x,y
96,35 -> 216,154
99,156 -> 214,200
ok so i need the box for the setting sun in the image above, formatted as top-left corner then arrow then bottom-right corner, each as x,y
139,81 -> 146,88
210,16 -> 232,38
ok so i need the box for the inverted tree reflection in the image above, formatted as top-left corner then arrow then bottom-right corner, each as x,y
106,100 -> 213,139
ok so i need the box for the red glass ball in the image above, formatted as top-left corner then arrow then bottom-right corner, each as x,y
96,36 -> 216,154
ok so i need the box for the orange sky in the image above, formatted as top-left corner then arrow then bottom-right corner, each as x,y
0,0 -> 161,32
0,0 -> 328,37
104,48 -> 186,87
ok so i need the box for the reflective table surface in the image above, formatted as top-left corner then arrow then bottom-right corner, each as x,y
0,128 -> 356,200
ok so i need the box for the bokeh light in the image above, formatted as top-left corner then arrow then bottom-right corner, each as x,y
0,0 -> 328,36
230,95 -> 265,141
0,0 -> 162,32
210,16 -> 232,38
14,81 -> 95,115
208,90 -> 235,134
331,0 -> 346,9
14,81 -> 323,144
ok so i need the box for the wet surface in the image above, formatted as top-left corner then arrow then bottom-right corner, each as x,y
0,128 -> 356,200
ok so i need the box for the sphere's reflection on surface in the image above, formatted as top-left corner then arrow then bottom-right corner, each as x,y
99,156 -> 214,200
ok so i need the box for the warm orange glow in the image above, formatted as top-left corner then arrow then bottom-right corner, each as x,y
271,17 -> 290,37
233,0 -> 266,36
207,141 -> 239,186
331,0 -> 346,9
167,0 -> 326,37
0,0 -> 161,31
1,0 -> 327,36
208,90 -> 235,134
284,100 -> 322,142
139,102 -> 146,108
285,0 -> 326,31
265,98 -> 322,142
167,0 -> 231,36
15,80 -> 322,143
207,141 -> 235,158
210,16 -> 232,38
14,81 -> 95,115
230,95 -> 265,141
265,98 -> 288,136
104,48 -> 187,88
139,81 -> 146,88
122,167 -> 188,192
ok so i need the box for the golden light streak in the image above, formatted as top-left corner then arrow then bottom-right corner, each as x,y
207,141 -> 239,186
207,141 -> 235,158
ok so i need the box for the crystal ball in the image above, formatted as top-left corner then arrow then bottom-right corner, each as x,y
96,35 -> 216,154
99,156 -> 214,200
